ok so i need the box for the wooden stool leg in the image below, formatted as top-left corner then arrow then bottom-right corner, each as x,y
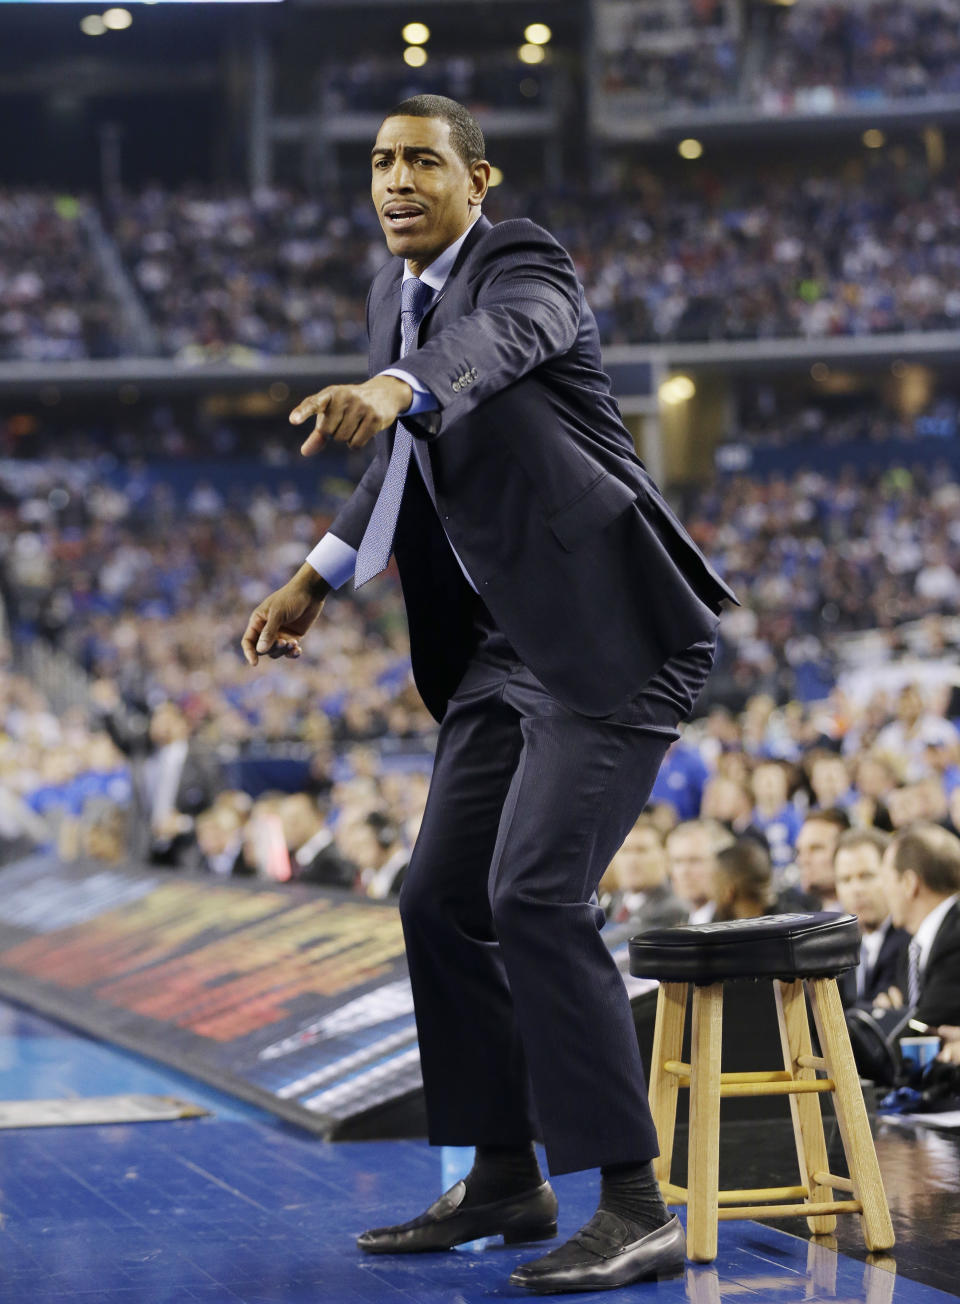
687,983 -> 723,1263
775,979 -> 837,1234
649,981 -> 688,1193
808,978 -> 895,1252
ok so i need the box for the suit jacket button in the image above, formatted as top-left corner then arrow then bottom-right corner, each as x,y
453,381 -> 461,393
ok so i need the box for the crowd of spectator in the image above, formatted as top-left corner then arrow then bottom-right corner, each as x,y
529,156 -> 960,344
109,187 -> 380,361
598,42 -> 739,111
2,411 -> 960,971
753,0 -> 960,111
106,156 -> 960,354
597,0 -> 960,115
0,191 -> 120,363
602,800 -> 960,1038
730,389 -> 960,447
682,460 -> 960,705
4,146 -> 960,360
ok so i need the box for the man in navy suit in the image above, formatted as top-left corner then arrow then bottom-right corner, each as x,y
243,95 -> 735,1293
877,822 -> 960,1028
833,828 -> 909,1009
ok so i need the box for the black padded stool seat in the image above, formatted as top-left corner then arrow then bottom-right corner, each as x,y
629,912 -> 861,985
629,909 -> 894,1263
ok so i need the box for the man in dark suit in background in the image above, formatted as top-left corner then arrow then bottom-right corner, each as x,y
602,814 -> 689,930
833,827 -> 909,1008
242,95 -> 735,1294
877,822 -> 960,1027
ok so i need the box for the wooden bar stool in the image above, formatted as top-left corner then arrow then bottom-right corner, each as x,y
629,912 -> 895,1264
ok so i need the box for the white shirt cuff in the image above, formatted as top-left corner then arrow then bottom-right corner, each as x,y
380,368 -> 439,415
305,533 -> 357,590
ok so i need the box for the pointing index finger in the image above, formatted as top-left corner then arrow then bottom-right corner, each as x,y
290,388 -> 333,425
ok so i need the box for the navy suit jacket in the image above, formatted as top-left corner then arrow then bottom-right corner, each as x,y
329,215 -> 737,722
895,899 -> 960,1027
839,920 -> 910,1008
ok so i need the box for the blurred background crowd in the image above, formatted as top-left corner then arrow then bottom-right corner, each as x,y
3,0 -> 960,1032
8,150 -> 960,361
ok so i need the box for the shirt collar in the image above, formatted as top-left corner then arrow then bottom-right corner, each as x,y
912,892 -> 959,970
402,210 -> 481,294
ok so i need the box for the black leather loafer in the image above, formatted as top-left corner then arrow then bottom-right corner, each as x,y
509,1211 -> 685,1293
356,1179 -> 558,1254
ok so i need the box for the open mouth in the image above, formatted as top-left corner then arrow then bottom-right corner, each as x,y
385,206 -> 426,231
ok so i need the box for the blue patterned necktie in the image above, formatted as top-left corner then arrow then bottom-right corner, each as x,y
355,275 -> 433,588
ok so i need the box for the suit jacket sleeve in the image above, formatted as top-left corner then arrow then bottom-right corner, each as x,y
397,219 -> 581,443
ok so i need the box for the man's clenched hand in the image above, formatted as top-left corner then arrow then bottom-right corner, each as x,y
290,375 -> 413,455
242,563 -> 331,667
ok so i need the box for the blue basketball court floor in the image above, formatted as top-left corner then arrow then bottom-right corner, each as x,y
1,998 -> 957,1304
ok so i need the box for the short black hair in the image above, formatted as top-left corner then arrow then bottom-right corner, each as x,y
382,94 -> 485,168
802,806 -> 851,833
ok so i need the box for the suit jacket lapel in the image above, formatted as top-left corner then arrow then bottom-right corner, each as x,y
926,899 -> 960,969
369,264 -> 402,375
417,214 -> 492,338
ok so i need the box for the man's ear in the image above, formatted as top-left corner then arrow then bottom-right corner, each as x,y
469,159 -> 491,207
903,867 -> 920,900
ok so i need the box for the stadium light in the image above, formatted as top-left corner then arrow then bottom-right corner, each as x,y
403,45 -> 428,67
659,375 -> 696,405
488,166 -> 504,187
863,128 -> 885,149
102,7 -> 132,29
678,138 -> 703,160
80,14 -> 106,34
402,22 -> 430,45
519,43 -> 546,65
524,23 -> 552,45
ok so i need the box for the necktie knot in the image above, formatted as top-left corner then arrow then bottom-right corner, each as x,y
401,275 -> 432,319
400,277 -> 432,354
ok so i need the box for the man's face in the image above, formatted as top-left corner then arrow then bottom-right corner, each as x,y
879,846 -> 909,931
667,829 -> 716,908
371,115 -> 488,274
752,764 -> 786,810
811,758 -> 849,807
614,826 -> 668,892
795,819 -> 839,894
834,844 -> 889,930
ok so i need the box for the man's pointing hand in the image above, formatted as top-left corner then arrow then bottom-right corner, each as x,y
290,375 -> 413,454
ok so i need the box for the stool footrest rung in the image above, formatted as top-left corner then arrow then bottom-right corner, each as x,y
719,1078 -> 834,1097
718,1199 -> 862,1220
663,1062 -> 794,1084
797,1054 -> 827,1070
661,1182 -> 813,1205
662,1060 -> 834,1095
812,1171 -> 854,1193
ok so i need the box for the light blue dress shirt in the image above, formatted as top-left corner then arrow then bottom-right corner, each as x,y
305,215 -> 481,591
